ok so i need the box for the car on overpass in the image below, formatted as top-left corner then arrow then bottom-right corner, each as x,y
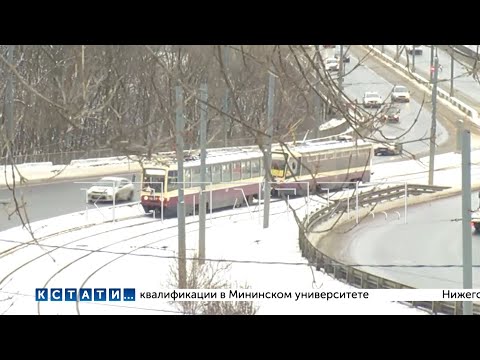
381,105 -> 400,123
324,57 -> 339,71
391,85 -> 410,103
362,91 -> 382,108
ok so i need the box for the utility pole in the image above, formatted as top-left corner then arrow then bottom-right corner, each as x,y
223,46 -> 230,147
6,45 -> 15,159
461,128 -> 473,315
313,81 -> 320,139
313,50 -> 323,139
395,45 -> 399,62
412,45 -> 416,73
450,46 -> 455,97
81,45 -> 86,101
338,45 -> 344,94
322,100 -> 327,123
428,56 -> 439,186
263,70 -> 275,229
175,86 -> 187,289
199,83 -> 208,265
430,45 -> 435,83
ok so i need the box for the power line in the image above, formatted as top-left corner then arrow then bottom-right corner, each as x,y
0,235 -> 479,268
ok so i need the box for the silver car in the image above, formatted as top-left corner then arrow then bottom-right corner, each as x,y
363,91 -> 382,108
87,176 -> 135,203
391,85 -> 410,103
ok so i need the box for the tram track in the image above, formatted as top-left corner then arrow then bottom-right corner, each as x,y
33,199 -> 305,314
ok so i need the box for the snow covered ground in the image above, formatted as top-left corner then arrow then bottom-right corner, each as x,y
0,191 -> 430,315
2,147 -> 479,315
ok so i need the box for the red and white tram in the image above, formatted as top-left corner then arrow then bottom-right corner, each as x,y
140,147 -> 265,217
140,138 -> 374,216
271,138 -> 373,195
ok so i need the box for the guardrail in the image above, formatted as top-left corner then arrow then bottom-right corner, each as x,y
299,183 -> 480,315
453,45 -> 479,60
364,45 -> 480,126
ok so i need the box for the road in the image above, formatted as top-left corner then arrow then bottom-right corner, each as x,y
341,50 -> 448,157
328,193 -> 480,289
0,173 -> 141,232
376,45 -> 480,111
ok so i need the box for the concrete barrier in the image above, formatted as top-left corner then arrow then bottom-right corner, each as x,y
70,156 -> 131,166
0,162 -> 53,172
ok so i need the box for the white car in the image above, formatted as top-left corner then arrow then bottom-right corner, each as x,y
324,57 -> 339,71
87,176 -> 135,203
391,85 -> 410,102
362,91 -> 382,108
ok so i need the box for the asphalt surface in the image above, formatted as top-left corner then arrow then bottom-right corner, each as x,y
0,173 -> 141,231
341,50 -> 448,157
325,193 -> 480,289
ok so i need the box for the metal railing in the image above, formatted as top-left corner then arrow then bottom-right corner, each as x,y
299,183 -> 480,315
1,149 -> 118,166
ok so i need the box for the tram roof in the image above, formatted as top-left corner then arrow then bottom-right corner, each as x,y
142,138 -> 373,170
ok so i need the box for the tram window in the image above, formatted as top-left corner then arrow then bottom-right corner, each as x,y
191,167 -> 201,187
143,173 -> 165,193
212,164 -> 221,184
306,156 -> 316,166
222,163 -> 231,182
260,158 -> 264,176
251,159 -> 260,178
167,171 -> 178,192
184,168 -> 191,188
290,161 -> 297,173
241,160 -> 251,179
206,166 -> 212,183
232,162 -> 241,181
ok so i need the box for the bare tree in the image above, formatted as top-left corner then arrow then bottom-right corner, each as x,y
166,255 -> 258,315
0,44 -> 464,281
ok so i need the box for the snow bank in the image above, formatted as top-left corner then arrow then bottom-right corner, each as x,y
0,161 -> 142,188
319,118 -> 346,131
69,156 -> 138,167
